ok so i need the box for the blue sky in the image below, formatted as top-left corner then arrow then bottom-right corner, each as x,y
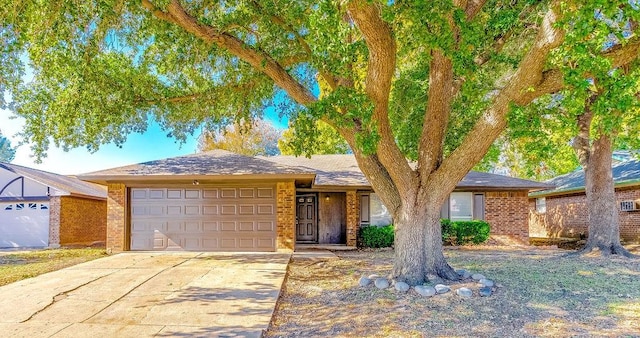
0,107 -> 289,175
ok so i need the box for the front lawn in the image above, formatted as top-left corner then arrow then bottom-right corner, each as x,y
0,248 -> 107,286
267,246 -> 640,337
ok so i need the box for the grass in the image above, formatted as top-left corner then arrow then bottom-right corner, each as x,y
267,247 -> 640,337
0,248 -> 107,286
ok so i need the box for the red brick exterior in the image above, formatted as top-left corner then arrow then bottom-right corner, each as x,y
346,190 -> 360,246
107,183 -> 127,254
58,196 -> 106,246
48,196 -> 106,248
529,186 -> 640,242
485,191 -> 530,242
276,181 -> 296,251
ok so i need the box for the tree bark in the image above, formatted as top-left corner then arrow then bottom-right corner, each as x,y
392,198 -> 458,284
579,135 -> 634,257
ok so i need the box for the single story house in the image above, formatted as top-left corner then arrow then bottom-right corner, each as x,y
529,159 -> 640,242
79,150 -> 551,253
0,162 -> 107,248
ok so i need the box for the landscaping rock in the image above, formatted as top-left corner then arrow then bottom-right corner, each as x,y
434,284 -> 451,294
395,281 -> 410,292
479,279 -> 494,287
368,274 -> 380,280
471,273 -> 486,281
461,270 -> 472,278
456,287 -> 473,298
374,278 -> 390,289
479,286 -> 492,297
414,285 -> 437,297
426,274 -> 445,285
359,276 -> 372,287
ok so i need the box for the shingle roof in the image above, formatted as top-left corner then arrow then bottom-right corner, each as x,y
260,154 -> 550,190
0,162 -> 106,199
531,159 -> 640,197
80,150 -> 550,191
258,154 -> 369,187
80,150 -> 316,180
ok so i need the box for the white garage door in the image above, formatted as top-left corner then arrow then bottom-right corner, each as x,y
0,202 -> 50,248
130,185 -> 277,251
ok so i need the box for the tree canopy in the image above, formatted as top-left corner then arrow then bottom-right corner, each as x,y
198,118 -> 281,156
0,130 -> 16,162
279,120 -> 350,155
2,0 -> 639,283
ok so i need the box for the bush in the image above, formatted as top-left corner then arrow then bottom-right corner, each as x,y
442,219 -> 491,245
358,224 -> 394,248
357,220 -> 490,248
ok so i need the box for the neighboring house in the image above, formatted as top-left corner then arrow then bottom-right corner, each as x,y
79,150 -> 550,253
529,159 -> 640,242
0,162 -> 107,248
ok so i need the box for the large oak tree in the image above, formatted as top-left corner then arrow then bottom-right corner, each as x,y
2,1 -> 637,283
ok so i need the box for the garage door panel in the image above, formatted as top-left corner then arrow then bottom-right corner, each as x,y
0,202 -> 50,248
130,187 -> 276,252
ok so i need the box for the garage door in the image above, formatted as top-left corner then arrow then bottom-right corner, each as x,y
0,202 -> 50,248
130,185 -> 277,251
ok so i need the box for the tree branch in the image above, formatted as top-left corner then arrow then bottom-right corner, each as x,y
418,50 -> 454,178
434,2 -> 565,191
347,0 -> 414,194
247,0 -> 338,90
143,0 -> 316,106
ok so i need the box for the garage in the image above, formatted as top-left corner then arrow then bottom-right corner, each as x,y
130,185 -> 277,251
0,201 -> 50,248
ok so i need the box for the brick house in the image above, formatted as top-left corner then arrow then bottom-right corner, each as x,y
79,150 -> 550,253
529,159 -> 640,242
0,162 -> 107,248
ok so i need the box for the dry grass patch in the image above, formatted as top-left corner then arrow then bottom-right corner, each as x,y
267,247 -> 640,337
0,248 -> 107,286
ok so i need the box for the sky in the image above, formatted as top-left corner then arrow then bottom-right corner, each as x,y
0,107 -> 289,175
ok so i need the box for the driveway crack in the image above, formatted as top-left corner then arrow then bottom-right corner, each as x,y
20,272 -> 116,323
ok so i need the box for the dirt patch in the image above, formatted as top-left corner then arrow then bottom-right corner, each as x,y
266,246 -> 640,337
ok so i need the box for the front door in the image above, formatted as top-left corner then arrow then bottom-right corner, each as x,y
296,195 -> 317,243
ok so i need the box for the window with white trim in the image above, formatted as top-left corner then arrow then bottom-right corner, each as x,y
449,192 -> 474,221
535,197 -> 546,213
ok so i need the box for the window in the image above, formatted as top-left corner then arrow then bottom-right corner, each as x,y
15,203 -> 24,210
449,192 -> 473,221
440,193 -> 485,221
370,193 -> 393,226
4,204 -> 12,211
41,204 -> 48,210
28,203 -> 37,210
536,197 -> 546,213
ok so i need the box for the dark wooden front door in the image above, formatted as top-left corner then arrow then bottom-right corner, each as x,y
296,195 -> 317,242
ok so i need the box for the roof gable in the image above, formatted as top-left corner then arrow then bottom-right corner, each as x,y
0,162 -> 106,199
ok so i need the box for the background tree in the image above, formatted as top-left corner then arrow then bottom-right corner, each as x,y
278,120 -> 350,155
198,119 -> 282,156
0,130 -> 16,162
507,2 -> 640,257
2,1 -> 636,283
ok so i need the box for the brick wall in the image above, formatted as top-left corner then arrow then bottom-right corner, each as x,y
48,196 -> 61,247
58,196 -> 107,246
485,190 -> 530,242
529,186 -> 640,242
276,181 -> 296,251
346,190 -> 360,246
107,183 -> 127,254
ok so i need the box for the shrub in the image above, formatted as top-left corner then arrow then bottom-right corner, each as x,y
357,220 -> 490,248
358,224 -> 394,248
442,219 -> 491,245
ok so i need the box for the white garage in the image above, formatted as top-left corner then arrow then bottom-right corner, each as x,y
130,185 -> 277,251
0,201 -> 50,248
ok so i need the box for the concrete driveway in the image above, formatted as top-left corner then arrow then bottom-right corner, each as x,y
0,252 -> 290,337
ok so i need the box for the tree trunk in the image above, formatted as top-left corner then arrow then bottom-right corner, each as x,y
392,201 -> 458,285
579,136 -> 634,257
